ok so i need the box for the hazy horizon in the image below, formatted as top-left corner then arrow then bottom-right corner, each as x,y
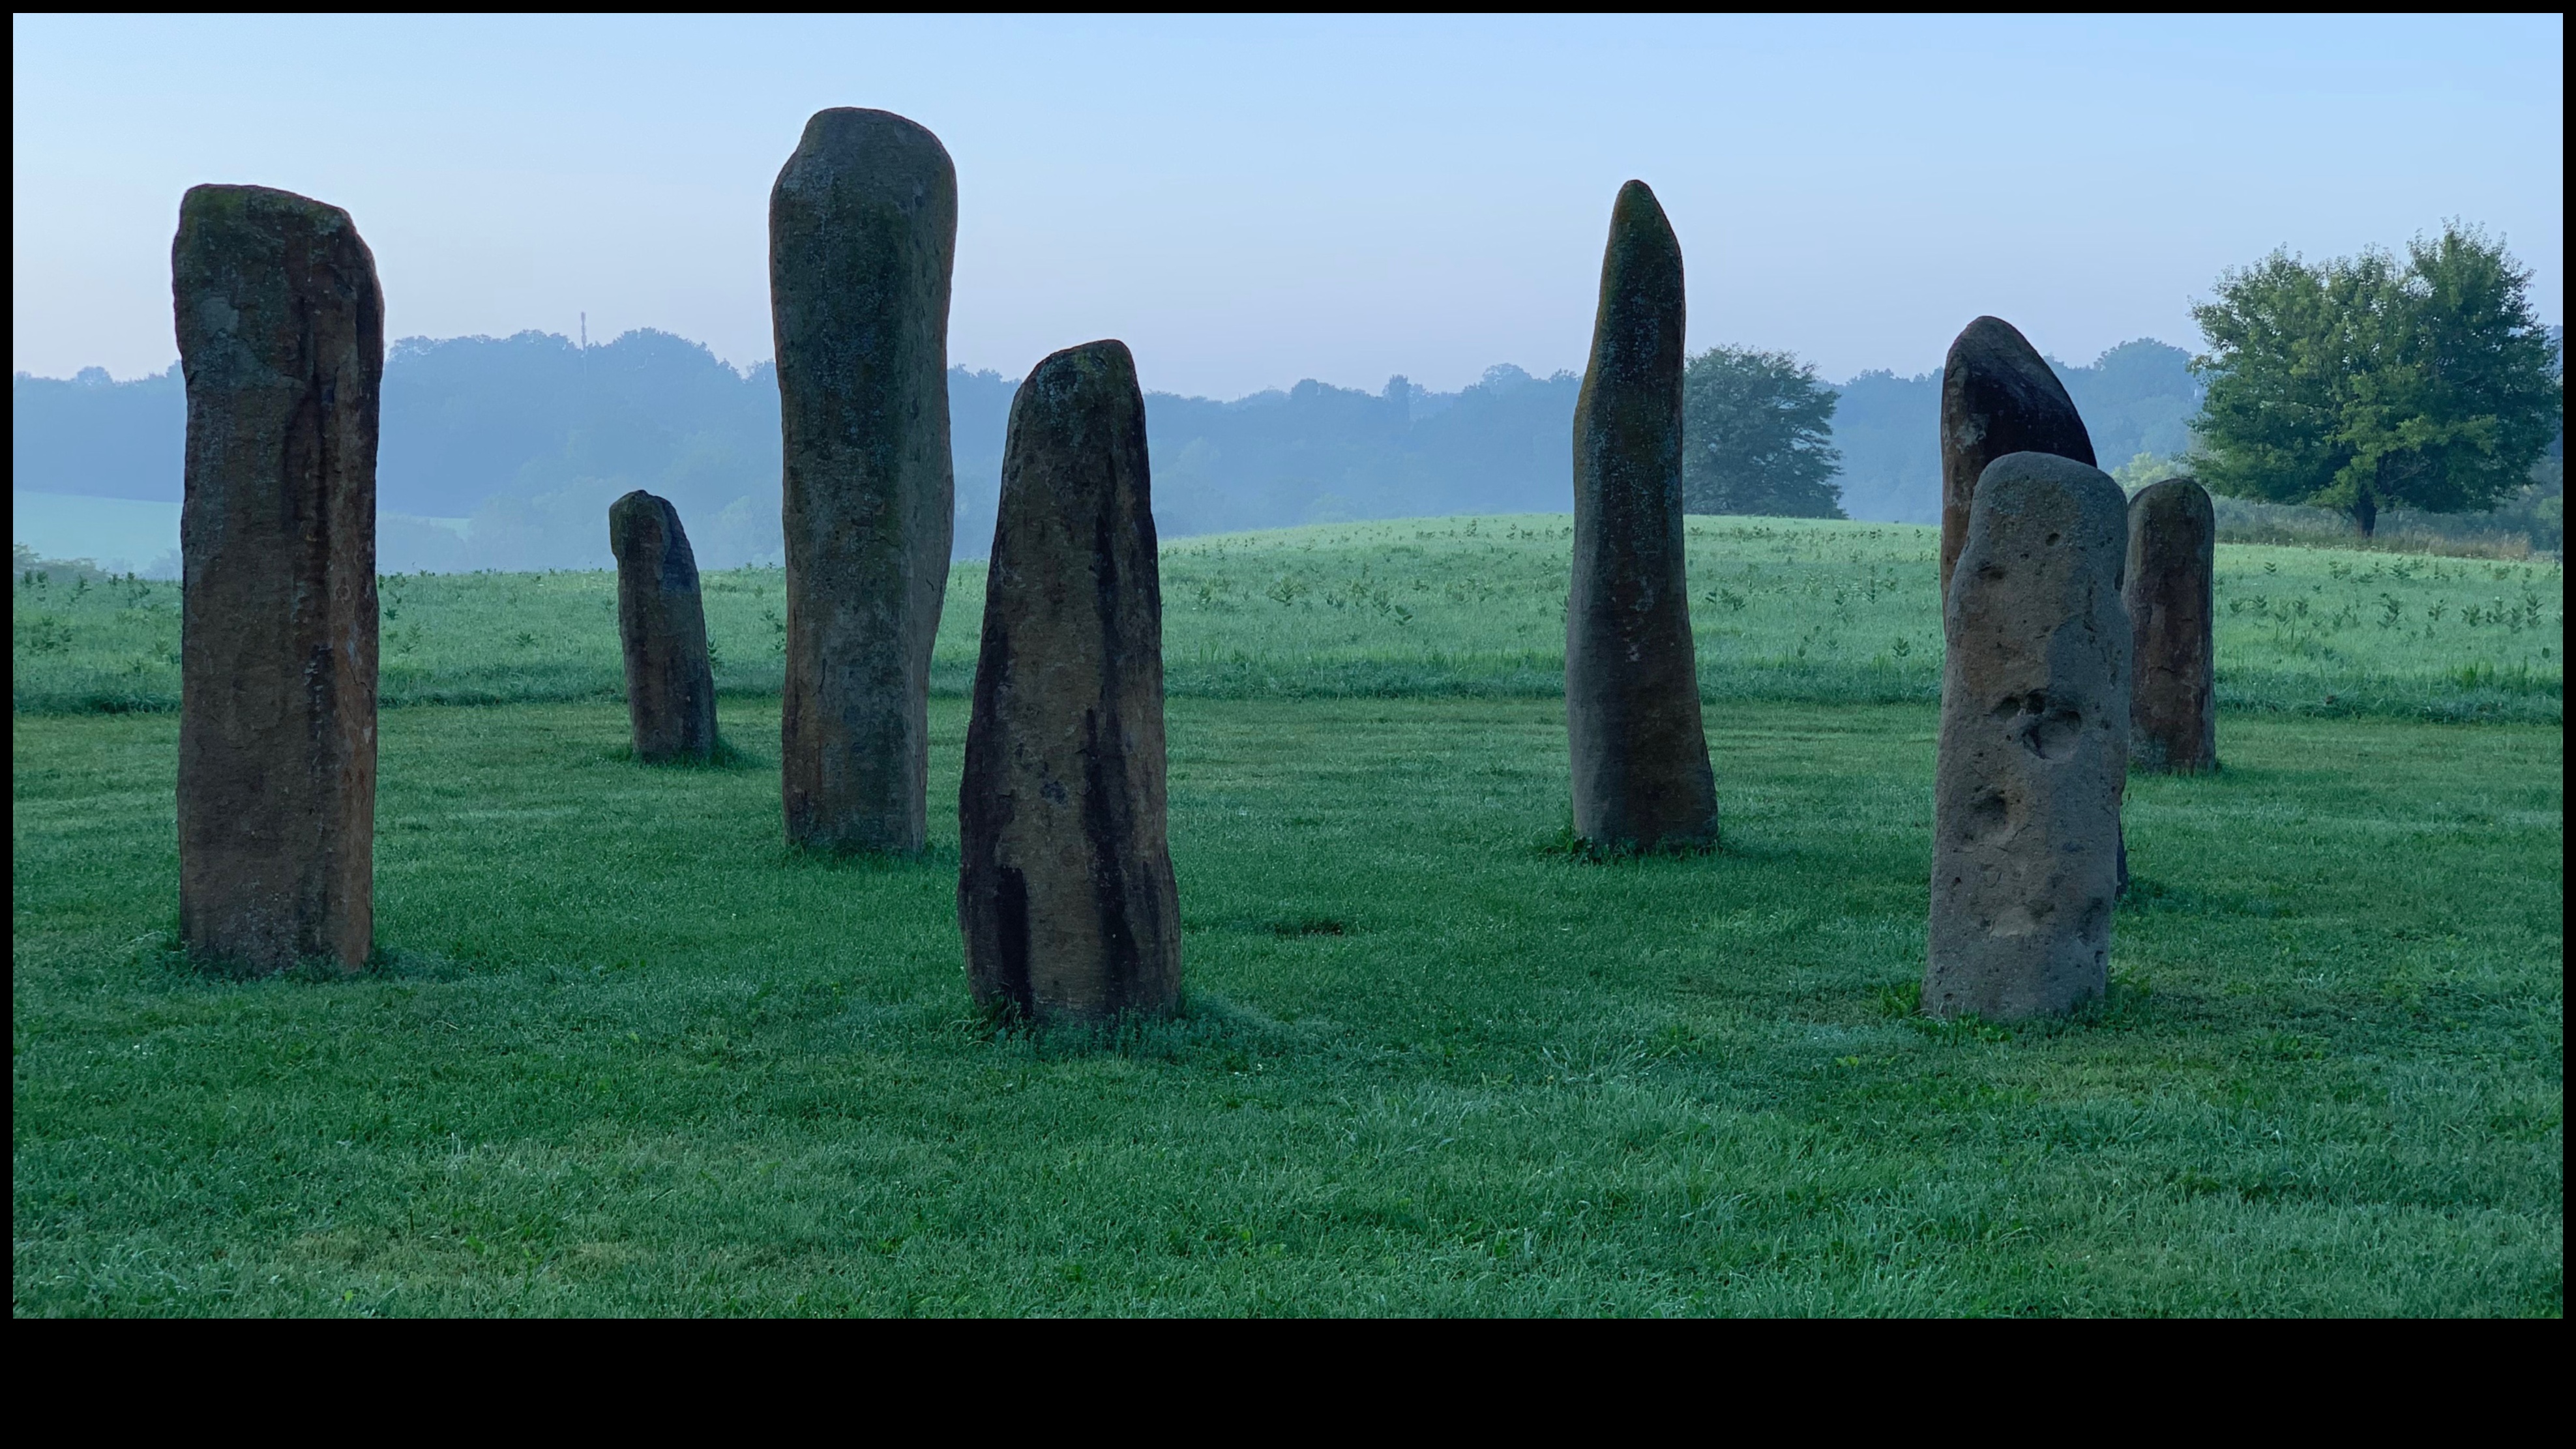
9,321 -> 2189,394
13,15 -> 2562,396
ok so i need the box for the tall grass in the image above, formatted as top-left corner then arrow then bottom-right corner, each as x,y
14,514 -> 2562,721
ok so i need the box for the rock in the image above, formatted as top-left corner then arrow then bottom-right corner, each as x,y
1925,451 -> 2129,1019
958,340 -> 1181,1023
609,490 -> 718,763
1565,179 -> 1717,852
2125,476 -> 2218,774
172,184 -> 382,974
771,108 -> 957,852
1939,316 -> 2095,600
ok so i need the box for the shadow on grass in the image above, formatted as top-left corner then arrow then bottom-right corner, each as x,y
599,737 -> 770,770
128,929 -> 473,986
1532,823 -> 1796,867
969,990 -> 1316,1070
1875,974 -> 2159,1041
775,840 -> 962,874
2120,875 -> 2292,919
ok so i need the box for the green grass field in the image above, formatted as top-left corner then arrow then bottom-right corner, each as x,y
12,514 -> 2564,1315
15,516 -> 2563,720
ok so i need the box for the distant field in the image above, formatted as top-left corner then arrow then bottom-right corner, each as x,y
12,697 -> 2561,1315
14,515 -> 2562,722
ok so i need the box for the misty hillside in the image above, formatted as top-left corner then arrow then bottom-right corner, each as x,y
12,330 -> 2201,572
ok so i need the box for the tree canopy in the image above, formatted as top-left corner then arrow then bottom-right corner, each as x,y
1680,345 -> 1844,518
2191,224 -> 2562,535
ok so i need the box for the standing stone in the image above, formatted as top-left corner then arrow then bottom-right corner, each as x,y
771,108 -> 956,853
609,490 -> 718,763
173,184 -> 381,973
2125,476 -> 2218,774
1565,180 -> 1717,852
1939,316 -> 2096,601
1925,452 -> 2129,1020
958,341 -> 1180,1023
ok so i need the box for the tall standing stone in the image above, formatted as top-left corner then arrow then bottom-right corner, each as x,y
2125,476 -> 2218,773
1925,452 -> 2129,1020
173,184 -> 381,973
1565,180 -> 1717,852
958,341 -> 1181,1023
1939,316 -> 2096,601
610,490 -> 718,763
771,107 -> 956,852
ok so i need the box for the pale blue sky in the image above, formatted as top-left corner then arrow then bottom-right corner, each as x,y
12,14 -> 2563,396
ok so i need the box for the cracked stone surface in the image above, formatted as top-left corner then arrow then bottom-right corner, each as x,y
958,340 -> 1181,1023
610,490 -> 718,763
1565,179 -> 1715,853
1939,315 -> 2095,602
174,184 -> 382,973
771,107 -> 956,852
2125,476 -> 2219,774
1926,451 -> 2129,1019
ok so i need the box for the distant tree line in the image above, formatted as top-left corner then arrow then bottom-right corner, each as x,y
13,330 -> 2213,571
1678,338 -> 2206,523
20,224 -> 2546,566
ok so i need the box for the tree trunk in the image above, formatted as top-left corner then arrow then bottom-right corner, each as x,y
2354,477 -> 2378,538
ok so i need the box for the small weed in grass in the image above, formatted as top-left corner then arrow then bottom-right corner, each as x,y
1536,823 -> 1720,863
1269,917 -> 1348,937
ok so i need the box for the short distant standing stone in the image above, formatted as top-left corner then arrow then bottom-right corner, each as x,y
173,184 -> 383,973
1926,451 -> 2130,1019
958,340 -> 1181,1022
771,107 -> 957,852
2125,476 -> 2218,773
1939,316 -> 2096,601
610,490 -> 718,763
1565,179 -> 1716,852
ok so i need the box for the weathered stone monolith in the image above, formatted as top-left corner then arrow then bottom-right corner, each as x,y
1925,452 -> 2130,1020
173,184 -> 381,973
1566,179 -> 1717,853
609,490 -> 718,763
958,340 -> 1181,1023
2125,476 -> 2218,774
771,107 -> 956,852
1939,316 -> 2096,601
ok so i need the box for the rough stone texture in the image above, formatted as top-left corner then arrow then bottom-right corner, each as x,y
1939,316 -> 2096,601
610,490 -> 718,763
1926,452 -> 2130,1020
1565,180 -> 1717,851
958,341 -> 1181,1023
2124,477 -> 2219,774
173,184 -> 382,973
771,108 -> 956,852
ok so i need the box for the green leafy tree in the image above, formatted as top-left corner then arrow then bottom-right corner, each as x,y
1681,346 -> 1845,518
2191,224 -> 2562,536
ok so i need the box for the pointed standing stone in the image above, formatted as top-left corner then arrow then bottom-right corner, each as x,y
173,184 -> 382,973
609,490 -> 718,763
771,107 -> 956,852
2125,476 -> 2219,773
1926,452 -> 2130,1020
1565,180 -> 1717,852
1939,316 -> 2095,601
958,341 -> 1181,1023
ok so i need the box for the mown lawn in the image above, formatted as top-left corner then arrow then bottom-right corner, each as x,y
12,695 -> 2561,1315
